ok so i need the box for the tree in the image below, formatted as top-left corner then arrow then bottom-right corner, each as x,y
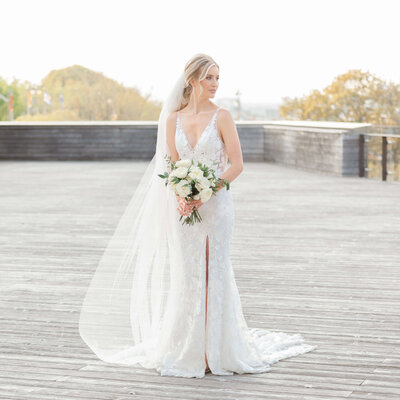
280,69 -> 400,125
0,77 -> 28,121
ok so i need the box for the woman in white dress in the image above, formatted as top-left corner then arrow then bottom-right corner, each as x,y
79,53 -> 317,378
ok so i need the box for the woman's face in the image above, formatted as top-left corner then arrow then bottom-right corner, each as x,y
193,65 -> 219,98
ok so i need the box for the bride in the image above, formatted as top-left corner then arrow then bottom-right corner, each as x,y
79,53 -> 317,378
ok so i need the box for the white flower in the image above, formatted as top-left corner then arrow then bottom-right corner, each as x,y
188,167 -> 203,180
174,166 -> 189,179
199,188 -> 213,202
195,176 -> 211,191
193,193 -> 200,200
175,159 -> 192,168
175,179 -> 191,197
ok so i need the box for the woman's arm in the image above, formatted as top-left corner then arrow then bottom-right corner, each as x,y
166,111 -> 180,162
166,112 -> 195,214
165,112 -> 180,201
215,108 -> 244,191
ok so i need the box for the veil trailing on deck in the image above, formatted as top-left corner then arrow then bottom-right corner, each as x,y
79,70 -> 186,367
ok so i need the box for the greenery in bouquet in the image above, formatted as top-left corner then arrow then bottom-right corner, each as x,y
158,155 -> 230,225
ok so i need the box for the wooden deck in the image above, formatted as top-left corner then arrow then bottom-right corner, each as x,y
0,160 -> 399,399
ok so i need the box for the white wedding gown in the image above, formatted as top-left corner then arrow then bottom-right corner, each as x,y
79,106 -> 317,379
153,106 -> 317,377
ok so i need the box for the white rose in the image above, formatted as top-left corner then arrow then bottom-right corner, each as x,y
188,167 -> 203,180
195,176 -> 211,191
174,166 -> 188,179
193,193 -> 200,200
175,159 -> 192,168
175,179 -> 191,197
199,188 -> 213,203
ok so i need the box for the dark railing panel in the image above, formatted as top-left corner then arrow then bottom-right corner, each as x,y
382,136 -> 387,181
359,130 -> 400,182
359,134 -> 365,177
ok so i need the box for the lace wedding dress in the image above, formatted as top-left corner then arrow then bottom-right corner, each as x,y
155,106 -> 317,377
79,102 -> 317,379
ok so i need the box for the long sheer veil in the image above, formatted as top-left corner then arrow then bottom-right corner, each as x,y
79,70 -> 186,367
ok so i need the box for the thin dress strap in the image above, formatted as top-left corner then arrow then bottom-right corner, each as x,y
213,107 -> 221,129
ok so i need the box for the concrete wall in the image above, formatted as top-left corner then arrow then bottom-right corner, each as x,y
0,122 -> 157,160
262,121 -> 370,176
0,120 -> 370,176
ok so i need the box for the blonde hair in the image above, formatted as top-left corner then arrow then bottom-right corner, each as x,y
179,53 -> 219,110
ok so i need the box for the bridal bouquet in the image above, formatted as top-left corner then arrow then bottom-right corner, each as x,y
158,155 -> 230,225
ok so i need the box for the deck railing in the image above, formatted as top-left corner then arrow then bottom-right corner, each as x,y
359,126 -> 400,181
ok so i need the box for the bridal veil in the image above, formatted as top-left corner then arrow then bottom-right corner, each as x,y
79,70 -> 186,367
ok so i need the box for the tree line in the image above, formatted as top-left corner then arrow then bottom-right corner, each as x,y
1,66 -> 399,125
0,64 -> 162,121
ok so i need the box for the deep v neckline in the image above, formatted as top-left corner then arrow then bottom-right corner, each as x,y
178,107 -> 219,151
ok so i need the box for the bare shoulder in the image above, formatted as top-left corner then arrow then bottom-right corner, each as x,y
217,107 -> 235,125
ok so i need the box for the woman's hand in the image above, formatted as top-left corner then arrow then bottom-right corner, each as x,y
176,195 -> 203,216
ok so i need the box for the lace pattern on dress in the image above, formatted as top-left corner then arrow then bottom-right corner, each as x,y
153,105 -> 318,378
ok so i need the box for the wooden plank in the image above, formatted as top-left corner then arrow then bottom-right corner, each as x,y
0,160 -> 399,399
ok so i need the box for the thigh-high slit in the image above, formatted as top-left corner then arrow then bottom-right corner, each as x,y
205,235 -> 209,371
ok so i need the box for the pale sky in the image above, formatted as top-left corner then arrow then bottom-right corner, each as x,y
3,0 -> 400,105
